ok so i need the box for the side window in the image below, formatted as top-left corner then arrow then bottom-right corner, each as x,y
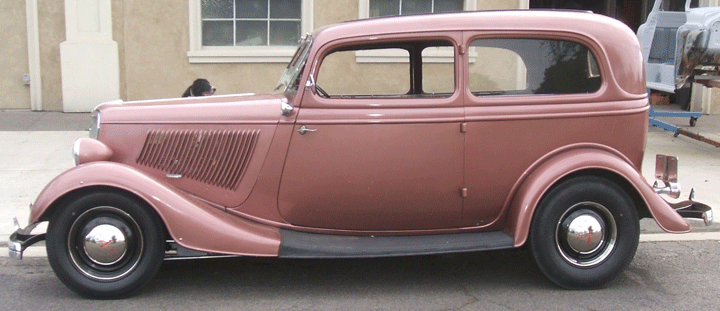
316,41 -> 455,98
468,38 -> 601,97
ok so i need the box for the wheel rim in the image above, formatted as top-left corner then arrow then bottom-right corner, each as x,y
555,202 -> 617,267
67,206 -> 144,281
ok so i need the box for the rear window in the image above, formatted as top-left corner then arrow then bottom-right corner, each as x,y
468,38 -> 601,97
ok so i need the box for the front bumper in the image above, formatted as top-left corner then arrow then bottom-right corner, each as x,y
8,217 -> 45,260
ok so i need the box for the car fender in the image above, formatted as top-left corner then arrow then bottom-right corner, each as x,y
30,162 -> 281,256
506,145 -> 690,247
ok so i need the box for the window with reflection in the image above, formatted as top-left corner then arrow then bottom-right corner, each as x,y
468,38 -> 601,96
201,0 -> 301,46
369,0 -> 464,17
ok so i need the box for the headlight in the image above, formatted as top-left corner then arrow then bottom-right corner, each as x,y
89,110 -> 100,139
72,138 -> 113,166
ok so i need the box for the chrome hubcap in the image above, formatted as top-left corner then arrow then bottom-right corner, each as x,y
556,202 -> 617,267
565,214 -> 604,254
83,224 -> 128,265
68,206 -> 144,281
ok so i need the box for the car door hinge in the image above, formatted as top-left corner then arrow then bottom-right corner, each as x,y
460,122 -> 467,133
460,187 -> 468,198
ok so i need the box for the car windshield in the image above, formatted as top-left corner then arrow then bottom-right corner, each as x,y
275,35 -> 312,92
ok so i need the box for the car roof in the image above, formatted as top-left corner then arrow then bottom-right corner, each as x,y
310,10 -> 647,98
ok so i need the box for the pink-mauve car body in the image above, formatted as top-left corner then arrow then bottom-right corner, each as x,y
9,10 -> 713,298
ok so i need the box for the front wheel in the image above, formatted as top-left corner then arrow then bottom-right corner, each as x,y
46,191 -> 165,298
529,176 -> 639,289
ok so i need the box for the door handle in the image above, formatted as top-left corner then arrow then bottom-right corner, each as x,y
297,125 -> 317,135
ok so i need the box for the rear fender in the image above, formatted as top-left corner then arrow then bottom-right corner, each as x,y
30,162 -> 280,256
506,146 -> 690,247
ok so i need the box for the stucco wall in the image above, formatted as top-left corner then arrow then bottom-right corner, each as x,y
0,1 -> 30,109
119,1 -> 292,101
3,0 -> 528,111
38,0 -> 66,111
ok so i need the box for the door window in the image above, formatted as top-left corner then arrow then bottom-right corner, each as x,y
315,41 -> 455,98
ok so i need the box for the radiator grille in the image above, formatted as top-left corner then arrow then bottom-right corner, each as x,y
137,129 -> 260,190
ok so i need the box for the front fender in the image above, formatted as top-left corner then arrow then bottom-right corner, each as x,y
506,146 -> 690,247
30,162 -> 281,256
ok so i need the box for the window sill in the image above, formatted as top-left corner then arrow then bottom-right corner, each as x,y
187,47 -> 296,63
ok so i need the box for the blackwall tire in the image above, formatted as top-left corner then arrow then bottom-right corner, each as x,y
46,191 -> 165,299
529,176 -> 639,289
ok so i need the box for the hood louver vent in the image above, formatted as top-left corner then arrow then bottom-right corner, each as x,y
137,129 -> 260,190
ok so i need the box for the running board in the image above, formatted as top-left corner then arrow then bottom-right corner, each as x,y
278,230 -> 515,259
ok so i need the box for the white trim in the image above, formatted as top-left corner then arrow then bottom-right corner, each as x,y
26,0 -> 42,111
188,0 -> 313,63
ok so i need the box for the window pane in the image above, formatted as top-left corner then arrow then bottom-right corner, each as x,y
270,0 -> 301,19
434,0 -> 463,13
270,21 -> 301,45
203,21 -> 234,46
402,0 -> 432,15
236,21 -> 267,46
369,0 -> 399,17
236,0 -> 267,18
422,46 -> 454,94
469,39 -> 601,96
318,48 -> 410,96
202,0 -> 234,18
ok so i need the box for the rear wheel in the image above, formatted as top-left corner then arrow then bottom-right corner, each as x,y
529,176 -> 639,288
46,191 -> 165,298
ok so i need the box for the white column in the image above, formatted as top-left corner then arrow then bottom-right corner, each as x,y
60,0 -> 119,112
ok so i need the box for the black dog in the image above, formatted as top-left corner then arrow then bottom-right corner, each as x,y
182,79 -> 216,97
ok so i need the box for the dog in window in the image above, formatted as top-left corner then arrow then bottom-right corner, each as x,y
182,79 -> 216,97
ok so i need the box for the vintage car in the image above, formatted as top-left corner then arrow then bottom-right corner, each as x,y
638,0 -> 720,93
9,10 -> 713,298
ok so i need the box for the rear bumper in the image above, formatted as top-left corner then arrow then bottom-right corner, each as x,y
665,191 -> 714,226
653,155 -> 714,226
7,217 -> 45,260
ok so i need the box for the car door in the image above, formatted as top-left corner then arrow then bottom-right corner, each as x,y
461,34 -> 606,228
277,36 -> 465,231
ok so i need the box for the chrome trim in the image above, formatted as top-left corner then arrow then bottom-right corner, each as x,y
83,224 -> 128,266
555,202 -> 617,267
8,217 -> 45,260
281,101 -> 294,116
72,138 -> 82,166
665,190 -> 714,226
653,180 -> 681,199
654,154 -> 681,199
297,125 -> 317,135
89,110 -> 100,139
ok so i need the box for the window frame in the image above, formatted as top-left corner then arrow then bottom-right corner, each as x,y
466,37 -> 603,97
188,0 -> 313,63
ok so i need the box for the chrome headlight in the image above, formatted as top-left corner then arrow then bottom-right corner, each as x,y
89,110 -> 100,139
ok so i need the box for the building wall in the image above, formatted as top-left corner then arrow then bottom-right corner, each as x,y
0,1 -> 30,109
38,0 -> 66,111
1,0 -> 595,111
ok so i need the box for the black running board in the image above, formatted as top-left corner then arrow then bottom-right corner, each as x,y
278,229 -> 515,259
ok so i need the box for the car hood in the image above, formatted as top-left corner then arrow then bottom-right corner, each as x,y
95,93 -> 288,125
